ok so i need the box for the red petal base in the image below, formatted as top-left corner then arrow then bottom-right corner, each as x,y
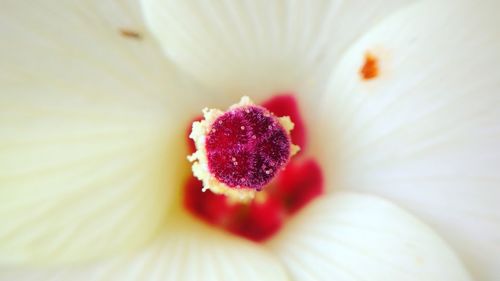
184,94 -> 324,242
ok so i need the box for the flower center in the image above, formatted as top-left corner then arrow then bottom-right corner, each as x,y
184,94 -> 324,242
206,105 -> 291,190
188,97 -> 299,200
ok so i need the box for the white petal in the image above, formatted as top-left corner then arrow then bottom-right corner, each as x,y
141,0 -> 413,104
0,0 -> 191,264
269,192 -> 471,281
0,219 -> 289,281
318,1 -> 500,280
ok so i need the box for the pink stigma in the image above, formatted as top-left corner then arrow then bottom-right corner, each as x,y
206,105 -> 291,190
184,94 -> 324,242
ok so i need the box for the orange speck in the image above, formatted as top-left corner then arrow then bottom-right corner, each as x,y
119,29 -> 142,40
360,52 -> 379,80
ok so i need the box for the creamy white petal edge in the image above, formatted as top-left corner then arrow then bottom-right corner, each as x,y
317,1 -> 500,280
0,0 -> 194,264
141,0 -> 414,107
0,217 -> 289,281
269,192 -> 472,281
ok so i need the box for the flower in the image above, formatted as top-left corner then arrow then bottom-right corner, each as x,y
1,0 -> 499,280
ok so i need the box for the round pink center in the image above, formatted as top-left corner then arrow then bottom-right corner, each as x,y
206,105 -> 291,190
185,94 -> 324,242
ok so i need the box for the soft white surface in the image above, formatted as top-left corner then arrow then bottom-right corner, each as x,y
141,0 -> 413,105
269,192 -> 472,281
0,219 -> 290,281
0,0 -> 190,264
319,1 -> 500,280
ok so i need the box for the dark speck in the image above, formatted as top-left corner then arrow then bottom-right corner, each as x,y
119,29 -> 142,40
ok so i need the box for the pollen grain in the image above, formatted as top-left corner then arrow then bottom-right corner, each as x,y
360,52 -> 379,80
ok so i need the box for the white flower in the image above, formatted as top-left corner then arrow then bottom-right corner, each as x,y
0,0 -> 499,280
